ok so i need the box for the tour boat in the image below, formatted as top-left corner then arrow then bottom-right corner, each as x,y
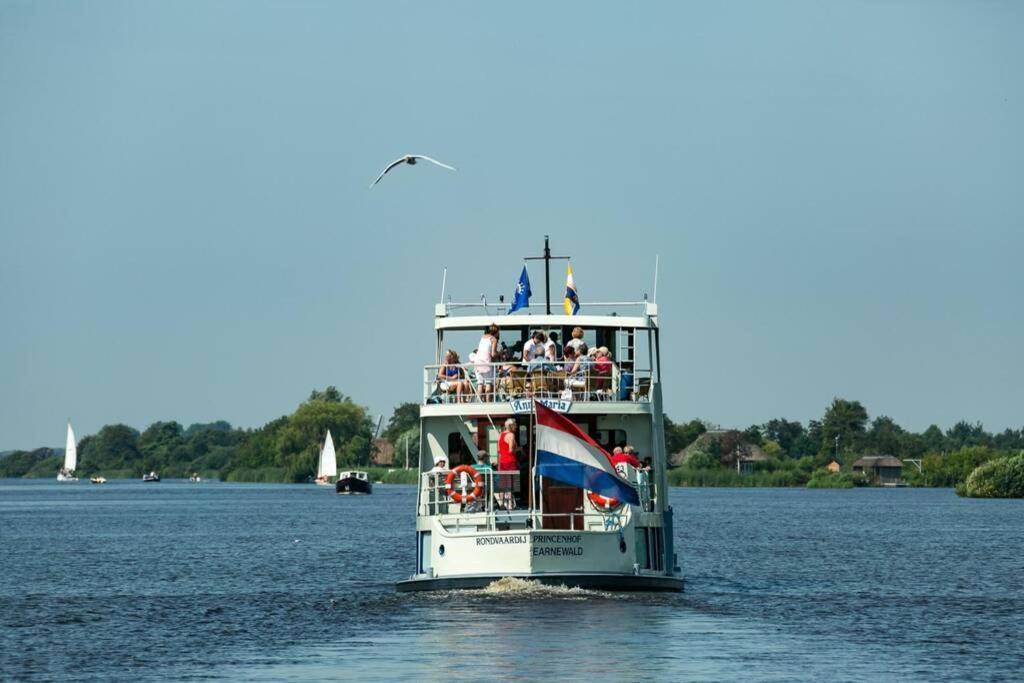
314,430 -> 338,486
142,471 -> 160,482
397,244 -> 683,592
336,471 -> 372,495
56,422 -> 78,482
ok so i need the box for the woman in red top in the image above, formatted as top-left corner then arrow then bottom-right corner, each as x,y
497,418 -> 518,509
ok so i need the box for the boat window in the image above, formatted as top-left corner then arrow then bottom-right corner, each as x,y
446,432 -> 472,467
595,429 -> 628,451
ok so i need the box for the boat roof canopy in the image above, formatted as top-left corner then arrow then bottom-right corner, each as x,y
434,303 -> 659,332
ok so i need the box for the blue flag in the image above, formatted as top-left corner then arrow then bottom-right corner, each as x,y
508,266 -> 532,313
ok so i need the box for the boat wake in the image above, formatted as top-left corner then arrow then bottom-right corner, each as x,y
480,577 -> 612,599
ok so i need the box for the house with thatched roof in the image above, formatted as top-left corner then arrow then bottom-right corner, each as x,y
672,430 -> 771,473
852,455 -> 903,485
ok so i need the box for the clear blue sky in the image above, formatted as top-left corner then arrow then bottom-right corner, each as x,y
2,1 -> 1021,449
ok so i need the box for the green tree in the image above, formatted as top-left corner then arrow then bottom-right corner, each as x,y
273,391 -> 374,481
820,398 -> 868,455
664,417 -> 706,455
384,402 -> 420,444
921,424 -> 946,452
762,418 -> 805,456
866,415 -> 903,455
946,420 -> 990,449
308,386 -> 344,403
78,424 -> 142,475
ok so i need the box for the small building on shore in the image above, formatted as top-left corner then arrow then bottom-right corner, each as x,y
825,460 -> 841,474
851,455 -> 903,485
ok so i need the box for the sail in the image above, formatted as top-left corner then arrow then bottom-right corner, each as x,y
319,430 -> 337,478
64,422 -> 77,472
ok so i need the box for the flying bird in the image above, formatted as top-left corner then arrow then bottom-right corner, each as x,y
370,154 -> 456,188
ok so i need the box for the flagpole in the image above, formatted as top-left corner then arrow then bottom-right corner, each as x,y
529,397 -> 536,518
524,236 -> 569,316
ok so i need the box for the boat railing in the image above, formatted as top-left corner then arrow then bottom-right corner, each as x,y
423,363 -> 653,405
418,469 -> 656,531
439,300 -> 654,317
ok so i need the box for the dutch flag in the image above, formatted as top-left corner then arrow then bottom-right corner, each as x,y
534,402 -> 639,505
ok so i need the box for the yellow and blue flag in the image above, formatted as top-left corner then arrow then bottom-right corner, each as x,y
564,263 -> 579,315
508,266 -> 532,313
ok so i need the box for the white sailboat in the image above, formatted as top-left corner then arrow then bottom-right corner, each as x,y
57,421 -> 78,482
314,430 -> 337,486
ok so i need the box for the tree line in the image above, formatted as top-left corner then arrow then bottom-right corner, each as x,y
2,393 -> 1020,489
665,397 -> 1024,488
0,387 -> 375,482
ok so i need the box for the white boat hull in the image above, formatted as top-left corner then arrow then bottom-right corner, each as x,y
402,517 -> 682,592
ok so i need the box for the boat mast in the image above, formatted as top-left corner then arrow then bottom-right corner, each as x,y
524,235 -> 569,314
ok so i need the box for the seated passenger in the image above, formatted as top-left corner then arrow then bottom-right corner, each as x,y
562,345 -> 577,373
566,326 -> 586,354
522,330 -> 546,366
566,343 -> 588,395
436,349 -> 471,402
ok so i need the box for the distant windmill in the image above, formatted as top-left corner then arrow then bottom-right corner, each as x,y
370,154 -> 456,187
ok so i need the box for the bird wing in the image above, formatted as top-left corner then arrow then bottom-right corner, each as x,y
412,155 -> 456,171
369,156 -> 409,187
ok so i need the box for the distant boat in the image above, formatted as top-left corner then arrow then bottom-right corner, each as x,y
142,471 -> 160,482
336,471 -> 372,495
314,430 -> 338,486
189,473 -> 201,483
90,476 -> 107,484
56,422 -> 78,482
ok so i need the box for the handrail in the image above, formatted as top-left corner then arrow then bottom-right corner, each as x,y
424,362 -> 653,404
417,469 -> 657,530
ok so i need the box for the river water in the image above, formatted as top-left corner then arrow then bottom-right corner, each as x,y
1,481 -> 1021,681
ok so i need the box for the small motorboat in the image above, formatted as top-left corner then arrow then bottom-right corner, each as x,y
336,471 -> 372,495
90,476 -> 107,484
142,471 -> 161,482
189,473 -> 201,483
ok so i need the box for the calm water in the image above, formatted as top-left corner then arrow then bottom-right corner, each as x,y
1,481 -> 1021,681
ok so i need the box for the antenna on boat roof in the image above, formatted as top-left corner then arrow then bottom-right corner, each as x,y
440,267 -> 447,304
653,254 -> 659,304
524,235 -> 570,314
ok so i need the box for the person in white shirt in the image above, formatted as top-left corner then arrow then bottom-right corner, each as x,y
522,330 -> 546,366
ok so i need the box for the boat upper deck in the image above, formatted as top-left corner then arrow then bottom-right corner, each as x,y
425,301 -> 661,408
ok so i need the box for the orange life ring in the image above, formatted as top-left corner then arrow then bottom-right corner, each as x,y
445,465 -> 484,503
588,490 -> 623,511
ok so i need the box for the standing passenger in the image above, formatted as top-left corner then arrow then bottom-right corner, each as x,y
475,324 -> 499,402
497,418 -> 519,510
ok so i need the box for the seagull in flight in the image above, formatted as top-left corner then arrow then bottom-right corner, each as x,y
370,154 -> 456,188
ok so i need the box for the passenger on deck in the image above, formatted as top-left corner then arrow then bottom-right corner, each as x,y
562,345 -> 577,373
497,418 -> 519,510
474,450 -> 493,472
622,446 -> 642,469
496,348 -> 517,399
475,324 -> 500,402
611,446 -> 641,471
546,332 -> 561,361
522,330 -> 546,366
566,343 -> 588,395
437,349 -> 471,402
566,326 -> 585,355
